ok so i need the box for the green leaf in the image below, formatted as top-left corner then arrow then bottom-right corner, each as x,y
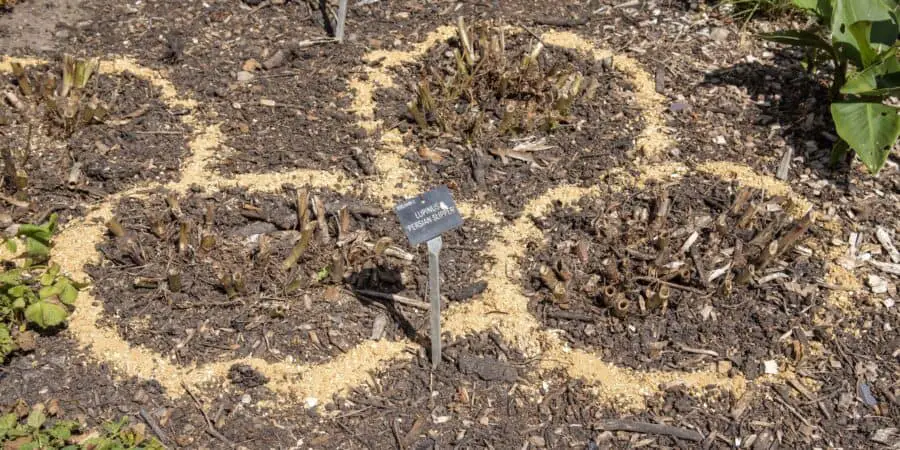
25,404 -> 46,430
60,282 -> 78,305
792,0 -> 832,20
841,49 -> 900,94
831,102 -> 900,173
39,271 -> 54,286
830,0 -> 898,67
48,421 -> 75,440
0,413 -> 18,437
38,284 -> 60,300
757,30 -> 835,53
0,325 -> 15,363
4,239 -> 16,253
24,300 -> 69,328
24,237 -> 50,260
848,21 -> 877,67
0,269 -> 22,285
832,0 -> 895,26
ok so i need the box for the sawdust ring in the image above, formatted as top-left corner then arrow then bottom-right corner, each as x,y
1,22 -> 863,415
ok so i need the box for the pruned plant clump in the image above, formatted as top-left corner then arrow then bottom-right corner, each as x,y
87,187 -> 490,366
377,20 -> 638,207
0,57 -> 188,223
527,174 -> 827,378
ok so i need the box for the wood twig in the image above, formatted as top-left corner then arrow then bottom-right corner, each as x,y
595,419 -> 703,442
182,383 -> 235,448
353,289 -> 430,310
139,408 -> 170,445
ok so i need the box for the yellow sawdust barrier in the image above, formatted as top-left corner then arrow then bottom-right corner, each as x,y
0,24 -> 861,412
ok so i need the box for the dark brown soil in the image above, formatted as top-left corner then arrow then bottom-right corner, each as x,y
0,334 -> 304,449
526,173 -> 828,377
309,333 -> 602,449
1,67 -> 188,224
374,26 -> 638,215
87,187 -> 493,365
1,0 -> 898,449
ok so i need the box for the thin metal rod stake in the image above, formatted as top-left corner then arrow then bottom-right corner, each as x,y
426,236 -> 443,368
335,0 -> 349,42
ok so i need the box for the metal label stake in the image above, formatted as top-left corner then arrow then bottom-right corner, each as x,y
426,236 -> 443,368
394,185 -> 463,368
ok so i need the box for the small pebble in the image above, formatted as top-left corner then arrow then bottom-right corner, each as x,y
710,27 -> 730,42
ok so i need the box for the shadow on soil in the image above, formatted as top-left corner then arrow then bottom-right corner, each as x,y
700,49 -> 854,187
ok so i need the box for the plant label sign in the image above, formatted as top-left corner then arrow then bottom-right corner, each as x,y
394,185 -> 463,246
395,186 -> 463,368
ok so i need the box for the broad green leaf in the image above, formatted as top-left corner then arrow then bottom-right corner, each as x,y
24,237 -> 50,260
25,405 -> 46,430
0,412 -> 17,435
24,300 -> 69,328
792,0 -> 832,20
60,282 -> 77,305
39,271 -> 54,286
38,283 -> 60,299
848,22 -> 877,67
833,0 -> 895,26
12,297 -> 26,310
841,49 -> 900,94
758,30 -> 835,53
15,214 -> 58,245
830,0 -> 897,68
48,421 -> 76,440
0,269 -> 22,285
831,102 -> 900,173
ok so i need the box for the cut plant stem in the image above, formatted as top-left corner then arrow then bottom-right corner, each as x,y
60,55 -> 75,98
730,188 -> 752,215
167,269 -> 182,293
166,194 -> 184,220
773,212 -> 812,260
338,206 -> 350,240
652,191 -> 670,230
538,264 -> 567,303
296,187 -> 309,229
282,222 -> 317,270
10,62 -> 32,97
737,203 -> 760,229
457,16 -> 475,66
133,277 -> 160,289
178,221 -> 191,255
645,284 -> 670,310
149,216 -> 166,239
610,294 -> 630,318
312,195 -> 330,243
601,285 -> 618,307
3,92 -> 24,110
105,218 -> 126,238
200,234 -> 216,252
331,251 -> 345,283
